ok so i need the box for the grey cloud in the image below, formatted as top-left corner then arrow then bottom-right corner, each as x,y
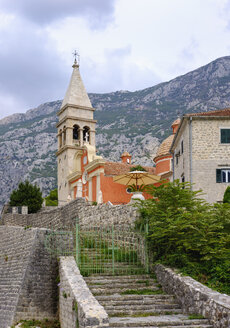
0,19 -> 69,116
0,0 -> 116,28
84,46 -> 161,93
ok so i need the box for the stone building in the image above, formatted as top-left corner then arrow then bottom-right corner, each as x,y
170,108 -> 230,203
56,59 -> 157,205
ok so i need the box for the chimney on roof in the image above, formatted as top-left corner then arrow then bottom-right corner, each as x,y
171,118 -> 181,134
121,151 -> 132,164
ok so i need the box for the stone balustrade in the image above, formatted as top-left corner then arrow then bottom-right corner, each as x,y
59,257 -> 109,328
155,264 -> 230,328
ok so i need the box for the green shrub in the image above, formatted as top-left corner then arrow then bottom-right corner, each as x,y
223,186 -> 230,203
137,180 -> 230,294
45,188 -> 58,206
130,165 -> 147,172
9,180 -> 43,214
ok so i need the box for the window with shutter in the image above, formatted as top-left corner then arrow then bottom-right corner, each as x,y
216,169 -> 221,183
216,168 -> 230,183
221,129 -> 230,143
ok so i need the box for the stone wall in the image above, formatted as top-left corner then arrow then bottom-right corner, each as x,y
1,198 -> 138,231
59,257 -> 109,328
0,226 -> 58,328
14,228 -> 58,323
155,264 -> 230,328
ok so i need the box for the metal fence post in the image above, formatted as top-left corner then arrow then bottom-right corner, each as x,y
75,217 -> 79,266
145,223 -> 149,274
112,225 -> 115,275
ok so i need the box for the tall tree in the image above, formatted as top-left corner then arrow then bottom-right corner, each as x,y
9,180 -> 43,213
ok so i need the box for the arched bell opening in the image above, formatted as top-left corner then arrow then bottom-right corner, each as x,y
73,125 -> 80,140
83,126 -> 90,143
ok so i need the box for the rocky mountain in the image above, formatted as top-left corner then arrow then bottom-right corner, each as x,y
1,56 -> 230,208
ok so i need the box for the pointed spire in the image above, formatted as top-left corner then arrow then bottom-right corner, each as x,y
61,56 -> 92,109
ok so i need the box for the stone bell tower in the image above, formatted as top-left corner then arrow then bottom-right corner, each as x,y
56,55 -> 96,204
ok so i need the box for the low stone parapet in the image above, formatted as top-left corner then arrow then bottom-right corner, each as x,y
1,198 -> 138,231
59,257 -> 109,328
155,264 -> 230,328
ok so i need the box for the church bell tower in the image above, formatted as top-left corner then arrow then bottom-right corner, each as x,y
56,55 -> 96,204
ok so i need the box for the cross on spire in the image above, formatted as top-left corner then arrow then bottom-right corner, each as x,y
72,50 -> 80,66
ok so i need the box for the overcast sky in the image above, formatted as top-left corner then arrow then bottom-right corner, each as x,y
0,0 -> 230,119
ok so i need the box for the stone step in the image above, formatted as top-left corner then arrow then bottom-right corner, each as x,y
88,282 -> 158,289
90,286 -> 161,295
85,274 -> 151,280
87,278 -> 156,285
107,308 -> 183,315
98,299 -> 176,306
80,266 -> 144,272
109,315 -> 212,327
104,303 -> 181,311
109,325 -> 213,328
81,264 -> 144,269
95,294 -> 175,302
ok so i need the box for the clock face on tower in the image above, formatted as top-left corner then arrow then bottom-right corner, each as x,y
82,171 -> 88,184
83,156 -> 87,165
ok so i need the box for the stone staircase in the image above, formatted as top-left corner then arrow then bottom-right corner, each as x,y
85,274 -> 213,328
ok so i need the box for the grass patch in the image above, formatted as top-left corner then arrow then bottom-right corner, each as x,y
121,288 -> 164,295
110,311 -> 176,317
13,319 -> 60,328
188,314 -> 205,320
136,280 -> 150,286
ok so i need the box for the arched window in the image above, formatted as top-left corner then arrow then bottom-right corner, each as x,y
59,129 -> 62,148
83,126 -> 90,143
63,126 -> 66,145
73,125 -> 80,140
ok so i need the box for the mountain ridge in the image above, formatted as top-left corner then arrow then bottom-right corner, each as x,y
2,55 -> 230,126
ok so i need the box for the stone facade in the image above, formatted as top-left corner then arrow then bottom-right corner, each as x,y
155,264 -> 230,328
59,257 -> 109,328
0,226 -> 58,327
171,114 -> 230,203
171,118 -> 190,184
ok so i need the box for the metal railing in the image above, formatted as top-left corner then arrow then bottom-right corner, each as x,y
44,218 -> 149,276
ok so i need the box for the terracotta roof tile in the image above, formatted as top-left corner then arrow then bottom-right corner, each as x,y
186,108 -> 230,117
104,162 -> 155,176
154,134 -> 174,159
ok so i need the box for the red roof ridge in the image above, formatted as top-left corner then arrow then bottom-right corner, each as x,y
185,107 -> 230,117
104,161 -> 155,176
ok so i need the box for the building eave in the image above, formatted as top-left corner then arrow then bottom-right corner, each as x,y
153,153 -> 172,163
84,158 -> 106,173
56,145 -> 84,156
57,103 -> 95,116
68,171 -> 82,183
184,115 -> 230,119
170,116 -> 187,153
